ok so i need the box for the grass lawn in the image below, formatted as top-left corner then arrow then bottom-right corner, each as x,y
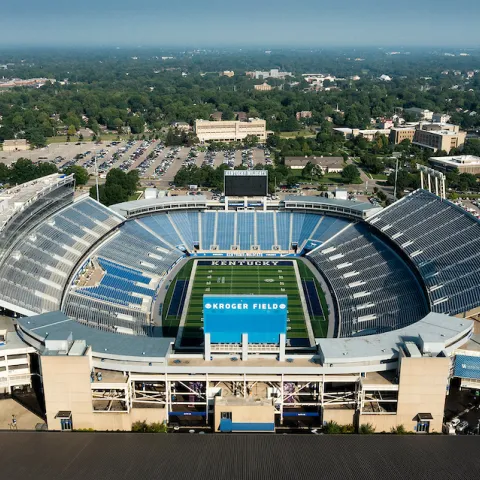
127,188 -> 146,202
318,173 -> 345,184
371,173 -> 388,181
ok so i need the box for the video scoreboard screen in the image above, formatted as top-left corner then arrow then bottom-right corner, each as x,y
203,294 -> 287,344
224,170 -> 268,196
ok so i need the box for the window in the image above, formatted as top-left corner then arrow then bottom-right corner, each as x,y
60,418 -> 73,431
220,412 -> 232,420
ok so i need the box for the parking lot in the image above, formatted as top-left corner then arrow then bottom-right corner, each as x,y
1,142 -> 272,190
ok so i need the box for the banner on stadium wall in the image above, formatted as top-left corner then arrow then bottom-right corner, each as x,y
454,354 -> 480,380
203,294 -> 288,344
197,260 -> 293,267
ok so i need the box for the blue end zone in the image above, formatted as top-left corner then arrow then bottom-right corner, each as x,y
302,280 -> 323,317
167,280 -> 189,317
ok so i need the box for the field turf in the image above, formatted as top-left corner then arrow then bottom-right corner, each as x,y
163,259 -> 329,347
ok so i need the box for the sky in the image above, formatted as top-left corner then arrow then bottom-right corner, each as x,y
1,0 -> 480,48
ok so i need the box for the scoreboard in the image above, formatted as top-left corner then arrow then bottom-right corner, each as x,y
203,294 -> 287,344
224,170 -> 268,196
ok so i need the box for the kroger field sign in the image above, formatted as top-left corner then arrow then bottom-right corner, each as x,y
203,295 -> 288,344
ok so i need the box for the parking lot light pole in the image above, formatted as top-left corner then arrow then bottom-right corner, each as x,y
94,151 -> 100,202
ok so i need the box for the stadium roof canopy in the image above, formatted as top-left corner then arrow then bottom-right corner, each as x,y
110,195 -> 208,218
17,311 -> 473,374
317,312 -> 472,365
0,173 -> 73,231
17,311 -> 174,362
1,432 -> 479,480
284,195 -> 378,212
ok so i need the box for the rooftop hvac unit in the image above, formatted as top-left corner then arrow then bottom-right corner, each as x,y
29,233 -> 37,242
47,219 -> 55,226
12,251 -> 21,261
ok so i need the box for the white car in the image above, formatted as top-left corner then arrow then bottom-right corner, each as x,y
456,420 -> 469,433
450,417 -> 461,428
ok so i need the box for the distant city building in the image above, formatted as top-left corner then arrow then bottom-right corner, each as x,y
170,121 -> 191,132
221,71 -> 235,78
195,119 -> 266,143
404,107 -> 434,121
413,123 -> 466,153
377,118 -> 394,129
235,112 -> 248,122
284,156 -> 344,173
0,77 -> 55,89
333,128 -> 390,141
389,126 -> 416,144
254,82 -> 272,91
428,155 -> 480,174
210,112 -> 223,121
379,74 -> 392,82
2,139 -> 29,152
246,69 -> 292,80
296,111 -> 313,121
432,113 -> 451,124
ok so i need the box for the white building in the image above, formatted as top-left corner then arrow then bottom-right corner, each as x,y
428,155 -> 480,174
195,119 -> 266,143
0,318 -> 35,395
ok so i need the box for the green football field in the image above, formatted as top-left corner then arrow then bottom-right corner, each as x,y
162,259 -> 329,347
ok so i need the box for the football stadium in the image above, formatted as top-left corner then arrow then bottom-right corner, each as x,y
0,170 -> 480,433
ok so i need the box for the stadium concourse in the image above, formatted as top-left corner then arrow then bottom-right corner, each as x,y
0,173 -> 479,433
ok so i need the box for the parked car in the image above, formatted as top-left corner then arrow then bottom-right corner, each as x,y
456,420 -> 469,433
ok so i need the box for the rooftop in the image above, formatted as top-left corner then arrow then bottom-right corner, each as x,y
0,174 -> 73,231
430,155 -> 480,166
17,311 -> 174,362
1,432 -> 479,480
284,195 -> 378,212
284,156 -> 344,168
317,312 -> 472,364
110,195 -> 207,217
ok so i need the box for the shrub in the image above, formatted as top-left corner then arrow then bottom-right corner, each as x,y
390,424 -> 409,435
131,420 -> 167,433
358,423 -> 375,434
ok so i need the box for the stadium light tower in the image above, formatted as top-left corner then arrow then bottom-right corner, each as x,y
416,164 -> 446,199
393,158 -> 399,199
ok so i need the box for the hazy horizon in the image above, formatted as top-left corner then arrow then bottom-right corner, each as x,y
1,0 -> 479,48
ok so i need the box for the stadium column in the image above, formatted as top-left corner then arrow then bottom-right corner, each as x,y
205,333 -> 211,361
279,333 -> 286,362
242,333 -> 248,361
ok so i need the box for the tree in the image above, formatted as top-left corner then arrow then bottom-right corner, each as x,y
285,174 -> 298,188
302,162 -> 323,181
0,163 -> 9,183
341,164 -> 361,183
244,135 -> 259,148
64,165 -> 89,185
9,158 -> 37,184
67,125 -> 77,136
